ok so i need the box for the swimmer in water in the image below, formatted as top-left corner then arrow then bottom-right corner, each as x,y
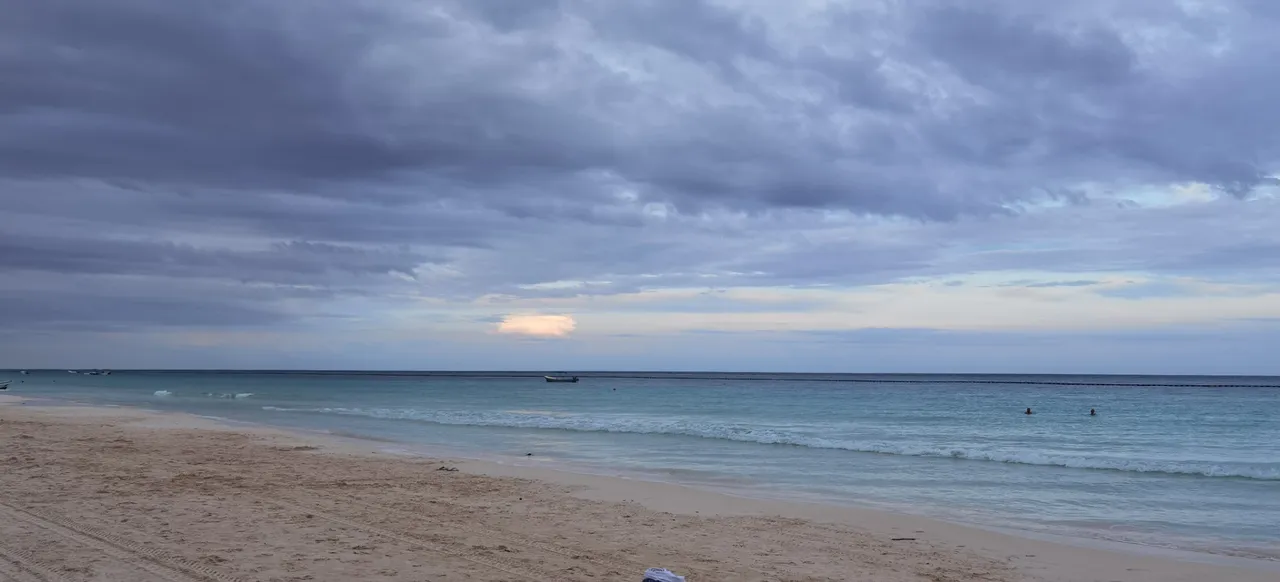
1025,407 -> 1033,415
1090,408 -> 1096,416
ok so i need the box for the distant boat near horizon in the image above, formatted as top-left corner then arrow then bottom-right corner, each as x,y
544,373 -> 579,383
64,369 -> 110,376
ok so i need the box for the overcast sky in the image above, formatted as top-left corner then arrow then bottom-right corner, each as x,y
3,0 -> 1280,373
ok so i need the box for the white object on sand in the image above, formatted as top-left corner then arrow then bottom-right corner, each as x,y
643,567 -> 686,582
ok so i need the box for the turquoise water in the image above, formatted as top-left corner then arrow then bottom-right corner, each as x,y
7,370 -> 1280,560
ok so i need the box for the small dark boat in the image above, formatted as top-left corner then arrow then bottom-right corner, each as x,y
544,373 -> 579,383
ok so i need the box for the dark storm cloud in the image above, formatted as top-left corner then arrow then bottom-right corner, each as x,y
0,288 -> 287,331
5,0 -> 1277,212
0,0 -> 417,188
3,0 -> 1280,335
905,1 -> 1280,197
0,0 -> 971,218
0,179 -> 497,248
0,231 -> 432,283
913,5 -> 1137,86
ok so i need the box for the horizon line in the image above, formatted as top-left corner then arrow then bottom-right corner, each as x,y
9,369 -> 1280,388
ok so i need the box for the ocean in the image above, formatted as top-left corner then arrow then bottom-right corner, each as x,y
8,370 -> 1279,562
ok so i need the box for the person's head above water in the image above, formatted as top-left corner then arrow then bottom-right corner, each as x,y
1025,407 -> 1033,414
1090,408 -> 1097,415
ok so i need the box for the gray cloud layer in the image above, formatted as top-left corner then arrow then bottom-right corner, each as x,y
2,0 -> 1279,334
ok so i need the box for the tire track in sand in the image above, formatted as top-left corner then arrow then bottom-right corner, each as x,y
0,501 -> 244,582
0,543 -> 71,582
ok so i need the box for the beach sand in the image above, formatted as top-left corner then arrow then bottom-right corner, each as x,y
1,395 -> 1274,582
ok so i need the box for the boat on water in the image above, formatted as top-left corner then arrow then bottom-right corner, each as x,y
544,373 -> 580,383
19,370 -> 27,375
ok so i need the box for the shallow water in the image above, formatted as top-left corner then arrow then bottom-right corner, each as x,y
10,370 -> 1280,560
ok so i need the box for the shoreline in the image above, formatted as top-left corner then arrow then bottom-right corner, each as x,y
3,395 -> 1277,581
131,400 -> 1280,565
420,451 -> 1280,572
394,443 -> 1280,566
459,457 -> 1280,569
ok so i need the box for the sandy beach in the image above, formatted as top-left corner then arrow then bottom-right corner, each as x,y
0,395 -> 1274,582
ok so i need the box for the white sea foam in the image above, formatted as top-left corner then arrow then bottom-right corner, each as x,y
153,390 -> 172,397
256,406 -> 1280,480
